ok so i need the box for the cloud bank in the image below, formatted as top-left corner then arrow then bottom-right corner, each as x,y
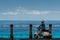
1,7 -> 49,16
1,7 -> 60,16
0,7 -> 60,20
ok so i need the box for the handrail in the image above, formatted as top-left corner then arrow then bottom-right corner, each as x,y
0,24 -> 60,39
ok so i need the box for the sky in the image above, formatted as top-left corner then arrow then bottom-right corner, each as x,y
0,0 -> 60,21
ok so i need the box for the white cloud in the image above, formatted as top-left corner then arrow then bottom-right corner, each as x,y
3,12 -> 18,15
51,11 -> 60,13
15,8 -> 49,15
1,7 -> 60,16
2,7 -> 49,16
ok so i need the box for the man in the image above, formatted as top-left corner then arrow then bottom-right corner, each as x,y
40,21 -> 45,31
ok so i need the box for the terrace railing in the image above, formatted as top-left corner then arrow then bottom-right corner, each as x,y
0,24 -> 60,40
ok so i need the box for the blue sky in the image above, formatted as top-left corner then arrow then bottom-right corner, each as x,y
0,0 -> 60,20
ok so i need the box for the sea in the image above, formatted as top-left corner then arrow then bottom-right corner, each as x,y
0,20 -> 60,39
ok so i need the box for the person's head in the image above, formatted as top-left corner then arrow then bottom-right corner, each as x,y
41,20 -> 44,23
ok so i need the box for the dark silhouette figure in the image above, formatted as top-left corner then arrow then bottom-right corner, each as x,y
38,21 -> 45,31
40,21 -> 45,31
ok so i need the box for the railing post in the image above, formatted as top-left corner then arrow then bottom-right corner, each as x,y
29,24 -> 32,39
10,24 -> 13,40
49,24 -> 52,38
49,24 -> 52,33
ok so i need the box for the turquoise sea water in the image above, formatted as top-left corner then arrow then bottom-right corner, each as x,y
0,20 -> 60,38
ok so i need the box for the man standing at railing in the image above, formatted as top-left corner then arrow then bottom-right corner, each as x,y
38,21 -> 45,31
40,21 -> 45,31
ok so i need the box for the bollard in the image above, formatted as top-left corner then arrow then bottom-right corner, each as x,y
10,24 -> 13,40
29,24 -> 32,39
49,24 -> 52,39
49,24 -> 52,33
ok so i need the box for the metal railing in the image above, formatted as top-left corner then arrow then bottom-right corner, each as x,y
0,24 -> 60,39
